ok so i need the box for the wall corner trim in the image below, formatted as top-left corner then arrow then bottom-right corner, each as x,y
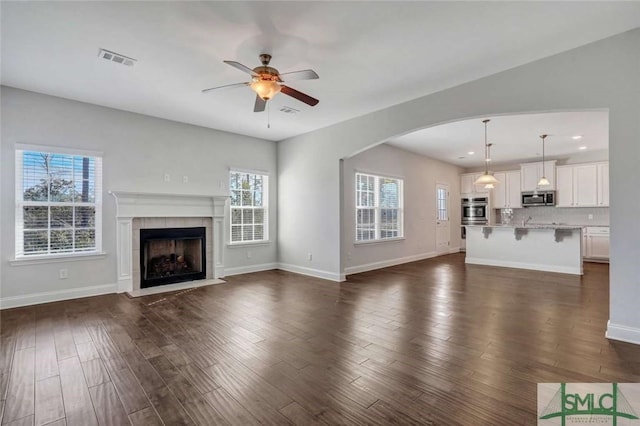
606,321 -> 640,345
0,283 -> 118,310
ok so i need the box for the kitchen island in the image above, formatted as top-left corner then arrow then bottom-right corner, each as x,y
465,225 -> 583,275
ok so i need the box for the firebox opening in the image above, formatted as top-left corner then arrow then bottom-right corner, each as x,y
140,227 -> 206,288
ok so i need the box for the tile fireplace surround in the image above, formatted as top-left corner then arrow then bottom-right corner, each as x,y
109,191 -> 228,293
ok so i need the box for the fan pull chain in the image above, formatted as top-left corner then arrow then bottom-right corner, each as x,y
267,101 -> 271,129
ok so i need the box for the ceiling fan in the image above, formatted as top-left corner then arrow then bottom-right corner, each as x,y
202,54 -> 319,112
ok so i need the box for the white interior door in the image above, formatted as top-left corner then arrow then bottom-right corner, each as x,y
435,183 -> 450,255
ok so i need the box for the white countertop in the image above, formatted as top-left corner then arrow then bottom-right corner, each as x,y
464,224 -> 582,230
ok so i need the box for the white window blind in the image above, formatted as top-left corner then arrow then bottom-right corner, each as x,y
15,148 -> 103,257
355,173 -> 403,242
229,171 -> 268,243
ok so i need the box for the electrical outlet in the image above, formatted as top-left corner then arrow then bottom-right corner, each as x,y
307,253 -> 312,261
163,173 -> 171,182
59,269 -> 68,279
182,175 -> 189,184
588,214 -> 594,220
247,251 -> 252,259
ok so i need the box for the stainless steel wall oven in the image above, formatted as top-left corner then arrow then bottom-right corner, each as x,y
461,196 -> 489,225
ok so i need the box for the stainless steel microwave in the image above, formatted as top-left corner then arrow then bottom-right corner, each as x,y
521,191 -> 555,207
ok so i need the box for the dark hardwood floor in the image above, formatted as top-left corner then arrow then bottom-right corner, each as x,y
1,253 -> 639,425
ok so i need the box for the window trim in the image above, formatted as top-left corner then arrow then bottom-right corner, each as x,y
355,172 -> 404,243
228,170 -> 269,245
15,145 -> 103,259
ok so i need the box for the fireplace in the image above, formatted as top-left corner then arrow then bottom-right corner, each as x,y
140,227 -> 206,288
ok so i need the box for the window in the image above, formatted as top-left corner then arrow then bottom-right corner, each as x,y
229,171 -> 268,243
15,146 -> 102,257
355,173 -> 403,242
437,186 -> 448,221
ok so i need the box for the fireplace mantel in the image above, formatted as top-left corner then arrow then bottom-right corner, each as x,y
109,191 -> 228,293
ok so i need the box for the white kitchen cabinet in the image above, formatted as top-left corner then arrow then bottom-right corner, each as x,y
597,163 -> 609,207
520,160 -> 556,191
556,166 -> 574,207
460,173 -> 489,195
461,174 -> 474,195
584,226 -> 609,261
555,162 -> 607,207
491,170 -> 521,208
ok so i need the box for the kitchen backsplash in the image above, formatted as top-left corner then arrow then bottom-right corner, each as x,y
496,206 -> 609,226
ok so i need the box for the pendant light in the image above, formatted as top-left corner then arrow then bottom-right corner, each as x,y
484,142 -> 495,188
537,134 -> 550,186
474,119 -> 499,186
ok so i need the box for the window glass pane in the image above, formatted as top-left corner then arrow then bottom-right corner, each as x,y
74,206 -> 95,228
253,190 -> 263,206
51,206 -> 73,228
241,174 -> 251,189
254,209 -> 264,225
75,229 -> 95,250
24,230 -> 48,254
50,230 -> 73,253
242,209 -> 254,224
230,190 -> 240,206
242,225 -> 253,241
23,152 -> 49,201
49,154 -> 75,202
23,206 -> 48,229
241,190 -> 253,206
230,172 -> 239,191
73,156 -> 95,202
231,208 -> 242,225
254,225 -> 264,240
379,178 -> 398,208
231,225 -> 242,242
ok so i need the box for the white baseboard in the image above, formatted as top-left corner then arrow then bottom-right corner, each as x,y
224,263 -> 278,277
449,247 -> 461,254
465,257 -> 582,275
277,263 -> 345,282
0,283 -> 118,310
344,251 -> 437,276
606,321 -> 640,345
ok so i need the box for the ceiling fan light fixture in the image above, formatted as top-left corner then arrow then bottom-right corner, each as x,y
484,183 -> 495,189
250,79 -> 281,101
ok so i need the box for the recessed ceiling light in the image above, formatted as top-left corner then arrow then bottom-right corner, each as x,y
467,151 -> 475,155
579,146 -> 587,150
572,135 -> 583,140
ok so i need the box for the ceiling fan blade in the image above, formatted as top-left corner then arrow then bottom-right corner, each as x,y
254,95 -> 266,112
224,60 -> 258,77
278,69 -> 319,81
202,82 -> 249,93
280,85 -> 319,106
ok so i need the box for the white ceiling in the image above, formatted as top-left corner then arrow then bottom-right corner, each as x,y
2,2 -> 639,142
387,111 -> 609,168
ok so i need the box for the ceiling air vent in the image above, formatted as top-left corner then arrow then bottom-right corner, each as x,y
98,48 -> 136,67
279,106 -> 300,114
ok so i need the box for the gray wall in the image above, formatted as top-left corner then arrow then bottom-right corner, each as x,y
342,143 -> 461,273
1,87 -> 278,301
277,29 -> 640,342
